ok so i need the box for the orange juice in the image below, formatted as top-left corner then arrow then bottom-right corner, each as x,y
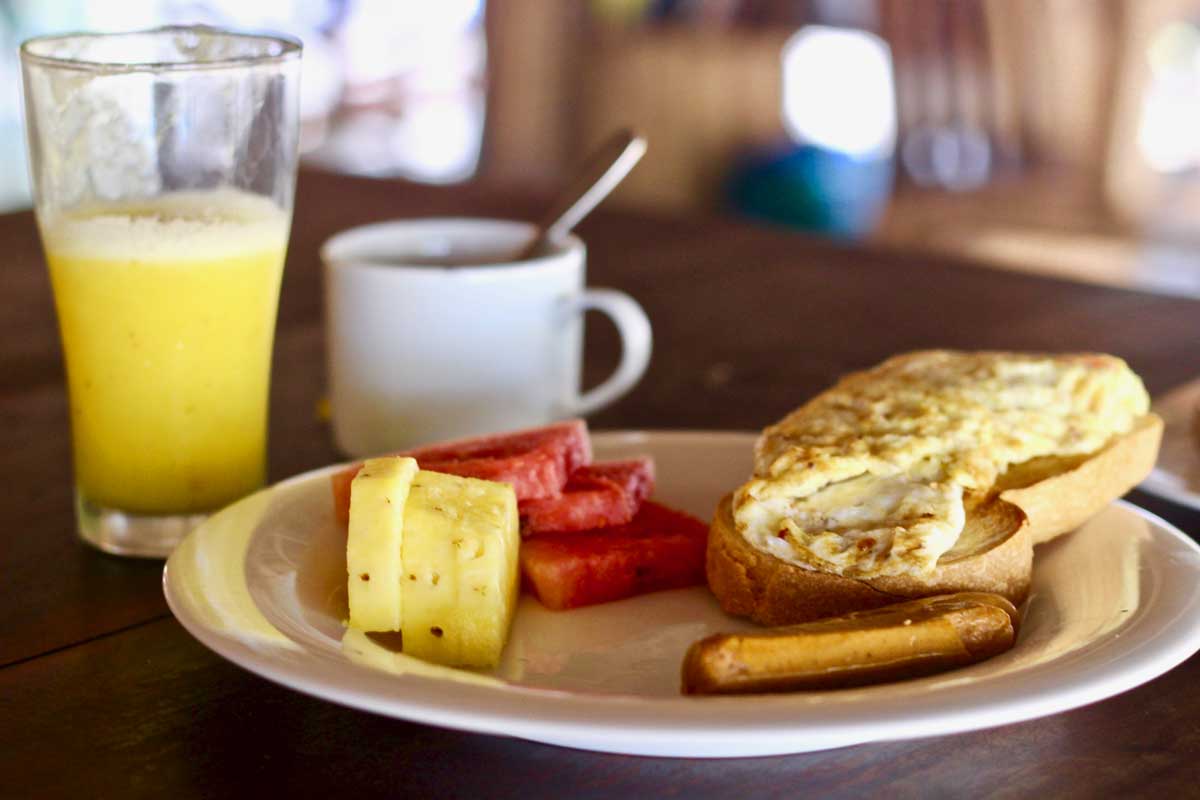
43,190 -> 289,514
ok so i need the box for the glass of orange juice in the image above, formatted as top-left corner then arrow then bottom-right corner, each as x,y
20,27 -> 301,557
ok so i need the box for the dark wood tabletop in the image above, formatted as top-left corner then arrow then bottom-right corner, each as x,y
4,169 -> 1200,798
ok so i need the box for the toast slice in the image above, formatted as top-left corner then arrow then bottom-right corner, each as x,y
997,414 -> 1163,545
707,415 -> 1162,626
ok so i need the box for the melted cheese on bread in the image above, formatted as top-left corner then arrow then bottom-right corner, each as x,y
733,351 -> 1149,577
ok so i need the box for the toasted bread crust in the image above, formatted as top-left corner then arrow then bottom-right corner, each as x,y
707,416 -> 1161,626
1000,414 -> 1162,545
707,494 -> 1031,626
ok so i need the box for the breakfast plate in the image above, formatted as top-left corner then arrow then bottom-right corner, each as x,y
164,431 -> 1200,758
1140,379 -> 1200,510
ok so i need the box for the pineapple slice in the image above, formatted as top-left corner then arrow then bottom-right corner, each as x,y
346,456 -> 419,632
401,470 -> 519,668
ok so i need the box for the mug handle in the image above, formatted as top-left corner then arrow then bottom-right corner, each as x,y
560,288 -> 652,417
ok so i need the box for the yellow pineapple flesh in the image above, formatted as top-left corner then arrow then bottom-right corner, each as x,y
400,470 -> 519,668
346,456 -> 419,632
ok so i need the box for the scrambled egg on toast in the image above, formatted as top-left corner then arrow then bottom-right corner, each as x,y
733,351 -> 1150,578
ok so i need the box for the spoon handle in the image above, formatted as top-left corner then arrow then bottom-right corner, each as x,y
516,129 -> 647,260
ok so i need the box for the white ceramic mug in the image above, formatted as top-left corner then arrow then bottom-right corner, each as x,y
323,218 -> 652,456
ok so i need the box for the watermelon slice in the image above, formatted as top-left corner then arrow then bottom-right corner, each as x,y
520,457 -> 656,534
579,458 -> 656,509
520,500 -> 709,610
331,420 -> 591,524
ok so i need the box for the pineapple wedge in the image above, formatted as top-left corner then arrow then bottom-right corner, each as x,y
346,456 -> 419,632
401,470 -> 520,668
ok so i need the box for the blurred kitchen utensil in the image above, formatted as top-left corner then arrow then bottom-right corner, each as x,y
516,128 -> 647,260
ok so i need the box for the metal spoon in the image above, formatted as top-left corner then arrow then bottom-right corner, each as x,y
515,129 -> 647,261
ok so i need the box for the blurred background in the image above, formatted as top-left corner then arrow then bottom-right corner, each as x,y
5,0 -> 1200,297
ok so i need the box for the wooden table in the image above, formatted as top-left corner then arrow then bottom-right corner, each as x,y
4,169 -> 1199,797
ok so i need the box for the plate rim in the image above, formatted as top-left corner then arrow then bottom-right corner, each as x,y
1140,379 -> 1200,510
163,429 -> 1200,757
1141,467 -> 1200,511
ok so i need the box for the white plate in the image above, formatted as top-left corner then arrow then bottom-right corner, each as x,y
164,431 -> 1200,758
1141,379 -> 1200,510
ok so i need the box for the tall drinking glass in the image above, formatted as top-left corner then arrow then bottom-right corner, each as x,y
20,27 -> 301,557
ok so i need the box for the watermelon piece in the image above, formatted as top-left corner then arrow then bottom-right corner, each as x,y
579,458 -> 656,509
331,420 -> 591,524
520,457 -> 656,534
520,500 -> 709,610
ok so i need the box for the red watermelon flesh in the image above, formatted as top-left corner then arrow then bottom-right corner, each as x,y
520,500 -> 709,610
405,419 -> 591,474
520,457 -> 656,534
331,419 -> 591,523
579,458 -> 655,509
